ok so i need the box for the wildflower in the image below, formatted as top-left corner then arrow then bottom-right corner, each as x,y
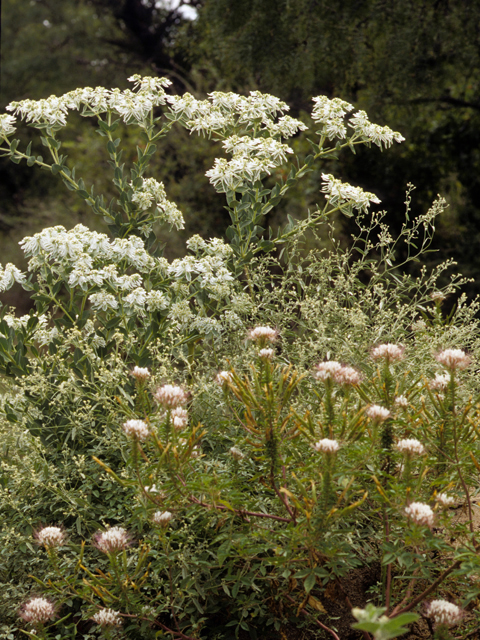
348,110 -> 405,149
313,361 -> 343,381
0,263 -> 26,292
171,407 -> 188,430
371,343 -> 405,362
0,113 -> 16,137
429,372 -> 451,391
131,366 -> 150,381
215,370 -> 233,385
123,419 -> 150,441
394,395 -> 408,407
93,526 -> 131,554
230,446 -> 245,460
259,348 -> 275,360
91,608 -> 123,627
154,384 -> 188,409
335,365 -> 361,386
311,96 -> 354,140
314,438 -> 340,454
435,493 -> 455,508
395,439 -> 425,456
426,600 -> 463,626
19,597 -> 57,625
152,511 -> 173,527
321,174 -> 381,214
404,502 -> 434,527
435,348 -> 470,370
34,525 -> 65,548
247,326 -> 278,343
365,404 -> 391,422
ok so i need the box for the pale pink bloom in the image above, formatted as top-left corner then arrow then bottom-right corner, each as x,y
215,370 -> 233,385
394,395 -> 408,407
34,526 -> 65,548
171,407 -> 188,430
435,348 -> 470,370
93,526 -> 131,554
335,365 -> 361,386
123,419 -> 150,441
395,438 -> 425,456
152,511 -> 173,527
426,600 -> 463,626
314,438 -> 340,454
154,384 -> 188,408
429,372 -> 451,390
19,597 -> 57,625
435,493 -> 455,508
247,326 -> 278,343
365,404 -> 390,422
131,366 -> 150,381
371,343 -> 405,362
230,446 -> 245,460
313,361 -> 343,381
259,348 -> 275,360
405,502 -> 434,527
91,608 -> 123,627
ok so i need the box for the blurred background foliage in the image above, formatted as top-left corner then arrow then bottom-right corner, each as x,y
2,0 -> 480,310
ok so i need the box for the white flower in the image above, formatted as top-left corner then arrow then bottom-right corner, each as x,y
0,114 -> 16,137
215,370 -> 233,385
314,361 -> 343,381
435,493 -> 455,508
426,600 -> 462,626
123,419 -> 150,441
35,526 -> 65,548
335,365 -> 362,386
89,291 -> 119,311
123,287 -> 147,309
314,438 -> 340,454
371,343 -> 405,362
91,608 -> 123,627
429,372 -> 451,391
128,74 -> 172,94
7,95 -> 69,126
395,439 -> 425,456
404,502 -> 434,527
247,326 -> 278,343
152,511 -> 173,527
131,366 -> 150,381
395,395 -> 408,407
321,174 -> 381,214
0,263 -> 26,292
259,348 -> 275,360
435,348 -> 470,370
171,407 -> 188,429
154,384 -> 188,408
19,597 -> 57,625
311,96 -> 354,140
94,526 -> 131,553
366,404 -> 391,422
230,446 -> 245,460
348,110 -> 405,149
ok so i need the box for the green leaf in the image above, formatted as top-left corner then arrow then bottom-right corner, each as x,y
304,572 -> 316,593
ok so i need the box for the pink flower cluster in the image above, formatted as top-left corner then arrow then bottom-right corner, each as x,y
313,361 -> 361,385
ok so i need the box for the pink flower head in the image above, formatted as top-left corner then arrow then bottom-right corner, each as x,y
152,510 -> 173,527
435,348 -> 470,371
154,384 -> 188,409
131,366 -> 151,381
93,526 -> 132,554
314,438 -> 340,454
19,596 -> 58,626
335,365 -> 361,386
404,502 -> 434,527
34,525 -> 65,549
91,608 -> 123,627
215,370 -> 233,386
123,419 -> 150,441
314,361 -> 361,385
395,438 -> 425,456
425,600 -> 463,627
171,407 -> 188,430
247,326 -> 279,344
365,404 -> 390,423
371,343 -> 405,363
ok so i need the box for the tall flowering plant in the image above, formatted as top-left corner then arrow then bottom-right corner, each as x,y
1,78 -> 480,639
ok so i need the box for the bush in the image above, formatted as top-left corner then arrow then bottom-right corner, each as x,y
0,79 -> 479,640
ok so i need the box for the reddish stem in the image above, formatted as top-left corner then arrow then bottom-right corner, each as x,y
286,595 -> 341,640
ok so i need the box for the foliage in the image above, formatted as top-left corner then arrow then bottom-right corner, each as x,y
1,79 -> 480,640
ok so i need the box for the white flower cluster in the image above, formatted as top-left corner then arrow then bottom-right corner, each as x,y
436,492 -> 455,507
0,113 -> 16,137
152,510 -> 173,526
429,372 -> 450,391
3,312 -> 59,346
171,407 -> 188,429
154,384 -> 188,409
348,110 -> 405,149
404,502 -> 434,527
131,366 -> 150,381
395,438 -> 425,456
435,348 -> 470,370
0,263 -> 26,292
366,404 -> 391,422
94,526 -> 131,553
426,600 -> 462,626
230,446 -> 245,460
259,348 -> 275,360
35,526 -> 65,548
311,96 -> 354,140
7,75 -> 172,126
371,343 -> 405,362
314,438 -> 340,454
321,174 -> 381,214
130,177 -> 184,230
215,370 -> 233,386
248,326 -> 278,343
91,608 -> 123,627
19,597 -> 57,625
313,361 -> 361,385
123,419 -> 150,441
394,395 -> 408,407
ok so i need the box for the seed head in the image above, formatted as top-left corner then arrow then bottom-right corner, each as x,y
91,608 -> 123,627
34,525 -> 65,549
154,384 -> 188,408
405,502 -> 434,527
93,526 -> 132,554
435,348 -> 470,371
314,438 -> 340,454
371,343 -> 405,362
123,419 -> 150,441
19,597 -> 57,625
395,438 -> 425,456
426,600 -> 463,626
365,404 -> 390,422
